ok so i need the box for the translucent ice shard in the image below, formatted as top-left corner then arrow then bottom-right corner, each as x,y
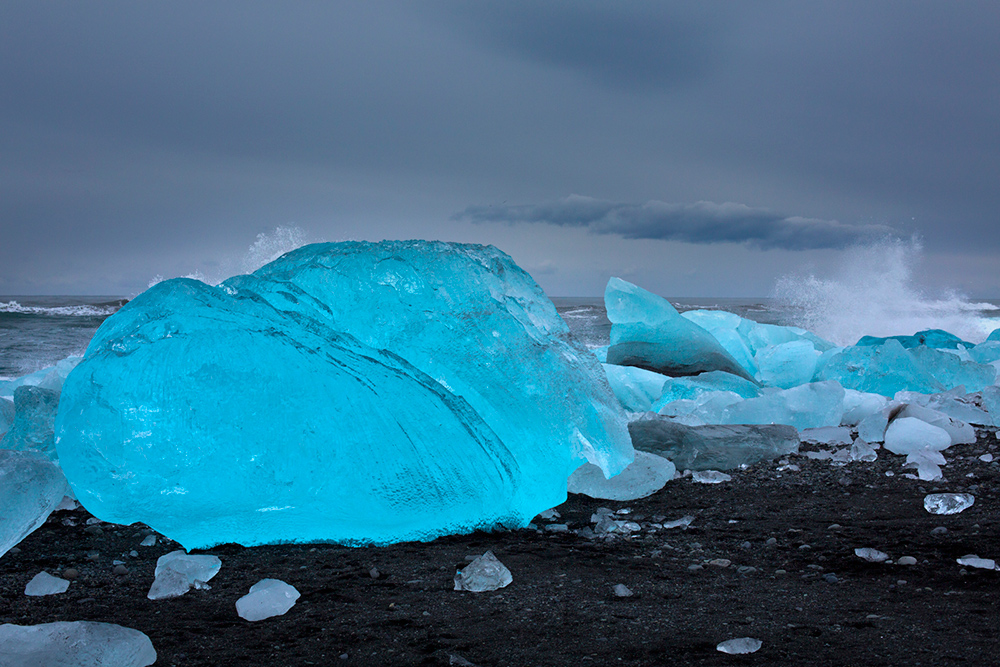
720,380 -> 846,430
0,386 -> 60,459
629,416 -> 799,471
692,470 -> 732,484
0,449 -> 70,558
855,547 -> 890,562
236,579 -> 301,621
895,404 -> 975,446
956,555 -> 997,570
716,637 -> 762,654
602,364 -> 669,412
148,550 -> 222,600
909,346 -> 996,393
924,493 -> 975,515
0,397 -> 13,439
24,572 -> 70,596
818,339 -> 943,396
568,451 -> 675,500
0,621 -> 156,667
56,242 -> 631,548
800,426 -> 853,446
454,551 -> 512,592
651,371 -> 760,412
755,340 -> 821,389
850,438 -> 878,462
604,278 -> 755,381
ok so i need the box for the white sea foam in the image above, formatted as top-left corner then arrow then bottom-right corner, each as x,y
774,238 -> 1000,346
0,301 -> 120,317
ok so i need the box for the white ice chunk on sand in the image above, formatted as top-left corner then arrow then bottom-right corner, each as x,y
454,551 -> 512,592
883,417 -> 952,456
628,417 -> 799,471
24,572 -> 69,596
236,579 -> 301,621
692,470 -> 732,484
568,451 -> 675,501
0,621 -> 156,667
147,550 -> 222,600
716,637 -> 762,654
856,409 -> 890,443
957,555 -> 997,570
855,547 -> 890,563
896,404 -> 975,446
0,449 -> 70,558
604,277 -> 755,381
924,493 -> 975,515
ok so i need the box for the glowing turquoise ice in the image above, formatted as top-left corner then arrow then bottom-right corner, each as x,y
55,242 -> 632,549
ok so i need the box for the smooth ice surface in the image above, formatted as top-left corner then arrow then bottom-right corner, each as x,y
236,579 -> 300,621
909,346 -> 996,393
716,638 -> 762,654
602,364 -> 669,412
800,426 -> 853,446
604,278 -> 754,381
818,340 -> 942,396
148,550 -> 222,600
841,390 -> 890,426
720,381 -> 846,430
454,551 -> 512,592
0,397 -> 13,438
0,621 -> 156,667
0,356 -> 81,400
883,417 -> 952,456
629,417 -> 799,471
0,449 -> 70,558
896,405 -> 975,446
924,493 -> 975,515
956,555 -> 997,570
0,386 -> 60,459
651,371 -> 760,412
984,386 -> 1000,426
755,340 -> 821,389
24,571 -> 70,596
568,451 -> 675,500
56,242 -> 632,548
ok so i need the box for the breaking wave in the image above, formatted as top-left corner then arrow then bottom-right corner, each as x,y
0,300 -> 124,317
773,237 -> 1000,346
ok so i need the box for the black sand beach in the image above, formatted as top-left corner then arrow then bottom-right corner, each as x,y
3,431 -> 999,666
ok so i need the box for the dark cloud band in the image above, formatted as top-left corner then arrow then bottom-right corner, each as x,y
455,196 -> 896,251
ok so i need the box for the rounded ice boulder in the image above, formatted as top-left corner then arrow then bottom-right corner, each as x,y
55,241 -> 632,548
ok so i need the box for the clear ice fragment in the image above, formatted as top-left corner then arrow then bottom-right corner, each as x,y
800,426 -> 853,446
716,637 -> 762,654
0,449 -> 70,558
236,579 -> 301,621
24,572 -> 69,596
0,386 -> 60,459
923,493 -> 975,515
692,470 -> 732,484
629,417 -> 798,471
568,451 -> 675,500
956,555 -> 997,570
454,551 -> 512,592
612,583 -> 633,597
0,621 -> 156,667
883,417 -> 952,456
850,438 -> 878,462
147,550 -> 222,600
855,547 -> 890,562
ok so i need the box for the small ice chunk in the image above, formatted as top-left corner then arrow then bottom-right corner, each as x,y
661,515 -> 695,529
139,535 -> 156,547
568,451 -> 675,501
979,454 -> 994,463
855,547 -> 890,563
800,426 -> 853,446
905,449 -> 945,481
236,579 -> 301,621
454,551 -> 512,592
924,493 -> 975,515
0,449 -> 70,558
883,417 -> 952,456
24,572 -> 70,596
147,550 -> 222,600
691,470 -> 731,484
850,438 -> 878,462
957,555 -> 997,570
716,637 -> 762,654
612,583 -> 633,597
0,621 -> 156,666
803,450 -> 833,460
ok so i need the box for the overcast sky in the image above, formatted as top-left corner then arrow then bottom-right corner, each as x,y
2,1 -> 998,297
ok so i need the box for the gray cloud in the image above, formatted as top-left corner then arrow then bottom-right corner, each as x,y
456,196 -> 896,251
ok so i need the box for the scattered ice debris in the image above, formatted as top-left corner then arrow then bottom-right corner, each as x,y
55,241 -> 632,549
139,535 -> 156,547
923,493 -> 975,515
537,509 -> 560,521
850,438 -> 878,462
661,515 -> 695,530
568,451 -> 674,500
830,448 -> 852,466
590,508 -> 642,536
802,450 -> 833,460
855,548 -> 890,563
0,449 -> 70,558
801,426 -> 853,446
147,550 -> 222,600
454,551 -> 512,592
904,449 -> 946,481
24,572 -> 70,596
957,555 -> 997,570
629,417 -> 798,471
612,583 -> 633,597
691,470 -> 732,484
604,277 -> 754,381
716,637 -> 762,654
0,621 -> 156,667
236,579 -> 301,621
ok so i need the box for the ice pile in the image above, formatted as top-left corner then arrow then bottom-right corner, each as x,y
602,277 -> 1000,474
54,241 -> 631,548
236,579 -> 300,621
0,449 -> 70,558
0,621 -> 156,667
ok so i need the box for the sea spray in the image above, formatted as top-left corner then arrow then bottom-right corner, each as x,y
773,237 -> 1000,346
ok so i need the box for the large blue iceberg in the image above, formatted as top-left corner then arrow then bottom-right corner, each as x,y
55,242 -> 632,548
